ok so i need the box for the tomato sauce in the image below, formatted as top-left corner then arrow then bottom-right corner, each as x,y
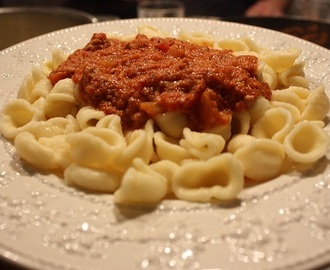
49,33 -> 271,132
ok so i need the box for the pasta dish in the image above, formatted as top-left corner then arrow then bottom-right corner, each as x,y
0,25 -> 329,204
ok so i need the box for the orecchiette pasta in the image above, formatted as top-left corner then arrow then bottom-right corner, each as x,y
251,107 -> 295,143
228,136 -> 286,181
43,78 -> 80,118
283,120 -> 329,163
300,86 -> 330,121
154,131 -> 193,164
172,154 -> 244,202
0,25 -> 329,204
179,127 -> 226,160
114,158 -> 168,204
64,163 -> 122,193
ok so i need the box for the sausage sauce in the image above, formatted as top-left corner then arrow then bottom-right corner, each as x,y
49,33 -> 271,132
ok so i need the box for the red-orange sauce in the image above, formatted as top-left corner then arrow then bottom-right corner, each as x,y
49,33 -> 271,132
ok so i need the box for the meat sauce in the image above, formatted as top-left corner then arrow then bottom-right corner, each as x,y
49,33 -> 271,132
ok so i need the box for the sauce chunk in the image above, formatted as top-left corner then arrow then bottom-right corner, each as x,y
49,33 -> 271,131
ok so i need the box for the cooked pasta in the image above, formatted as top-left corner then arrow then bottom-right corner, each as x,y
0,25 -> 329,204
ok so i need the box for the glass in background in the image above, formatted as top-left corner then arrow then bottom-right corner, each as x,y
137,0 -> 185,18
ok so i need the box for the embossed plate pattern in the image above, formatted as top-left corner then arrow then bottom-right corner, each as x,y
0,18 -> 330,270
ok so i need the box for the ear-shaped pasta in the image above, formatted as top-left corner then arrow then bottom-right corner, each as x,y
95,114 -> 123,136
14,131 -> 59,170
247,96 -> 272,125
38,135 -> 72,169
240,38 -> 262,53
213,39 -> 249,52
283,120 -> 329,163
138,24 -> 170,38
114,158 -> 168,204
149,160 -> 180,194
44,78 -> 80,118
251,107 -> 295,143
172,153 -> 244,202
179,127 -> 225,160
300,86 -> 330,121
64,163 -> 122,193
0,98 -> 45,139
20,116 -> 79,139
204,123 -> 231,141
41,49 -> 68,76
287,85 -> 310,99
233,138 -> 286,181
75,106 -> 106,130
178,31 -> 216,46
258,61 -> 278,90
154,131 -> 193,164
111,120 -> 154,172
17,67 -> 51,102
260,48 -> 302,73
271,101 -> 301,123
278,62 -> 309,88
155,111 -> 188,138
66,127 -> 126,169
227,134 -> 256,154
271,88 -> 305,113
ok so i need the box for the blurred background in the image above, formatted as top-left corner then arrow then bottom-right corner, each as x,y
0,0 -> 329,22
0,1 -> 329,51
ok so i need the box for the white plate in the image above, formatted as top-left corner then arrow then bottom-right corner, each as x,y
0,18 -> 330,270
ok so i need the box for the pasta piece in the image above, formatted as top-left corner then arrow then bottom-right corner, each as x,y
154,131 -> 193,164
240,38 -> 262,53
114,158 -> 168,204
247,96 -> 272,125
258,61 -> 278,90
19,115 -> 79,139
284,120 -> 329,163
227,134 -> 256,154
155,111 -> 188,138
138,24 -> 170,38
95,114 -> 123,136
287,85 -> 310,99
64,163 -> 122,193
271,88 -> 305,113
14,131 -> 59,170
233,138 -> 286,181
111,120 -> 154,172
180,127 -> 225,160
271,101 -> 301,123
38,134 -> 72,169
17,67 -> 51,102
0,98 -> 45,139
251,107 -> 295,143
172,153 -> 244,202
278,62 -> 309,88
260,48 -> 302,73
75,106 -> 106,130
204,123 -> 231,141
149,160 -> 180,194
66,127 -> 126,169
178,31 -> 216,47
44,78 -> 80,118
41,49 -> 68,76
300,86 -> 330,121
213,39 -> 250,52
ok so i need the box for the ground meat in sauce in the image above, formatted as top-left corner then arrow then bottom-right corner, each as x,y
49,33 -> 271,132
